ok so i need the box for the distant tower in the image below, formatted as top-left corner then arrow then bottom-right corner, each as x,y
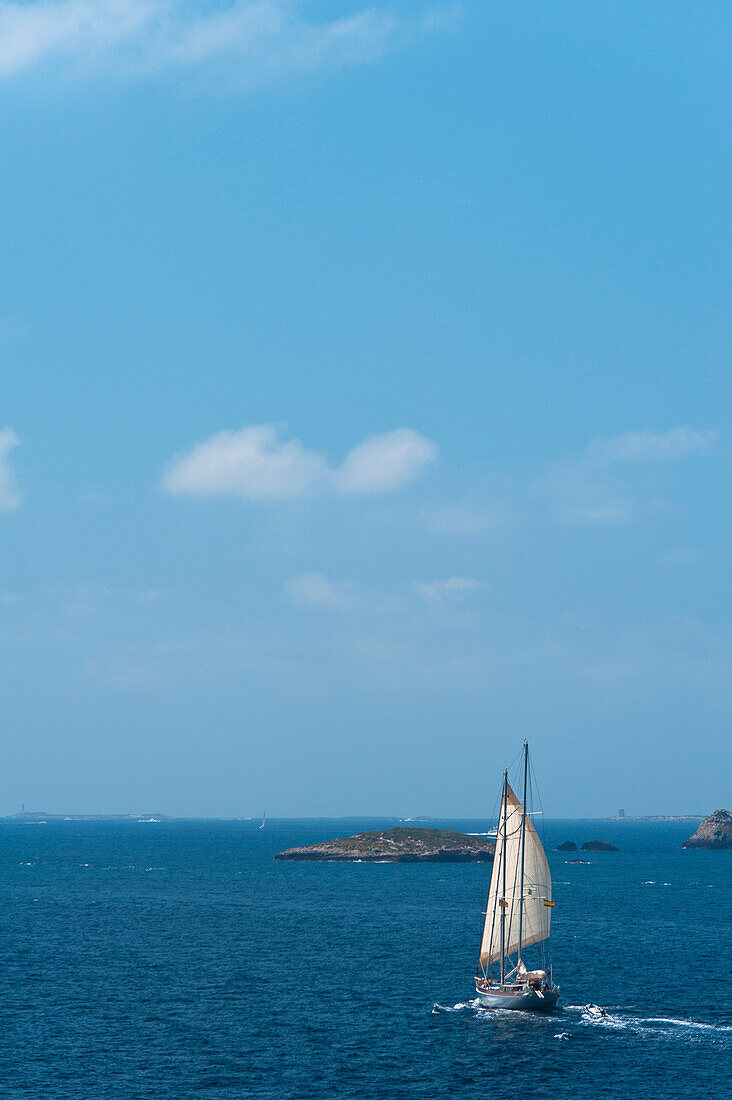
618,808 -> 625,819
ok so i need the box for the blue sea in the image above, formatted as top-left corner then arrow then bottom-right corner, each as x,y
0,817 -> 729,1098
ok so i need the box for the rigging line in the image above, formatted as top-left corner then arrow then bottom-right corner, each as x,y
517,743 -> 529,966
500,771 -> 508,983
528,753 -> 546,843
506,744 -> 523,773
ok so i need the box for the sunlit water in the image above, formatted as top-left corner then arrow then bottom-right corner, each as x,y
0,818 -> 728,1098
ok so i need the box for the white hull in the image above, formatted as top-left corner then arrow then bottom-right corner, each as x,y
475,982 -> 559,1012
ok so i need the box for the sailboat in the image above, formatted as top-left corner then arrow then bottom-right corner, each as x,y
475,741 -> 559,1011
259,811 -> 266,830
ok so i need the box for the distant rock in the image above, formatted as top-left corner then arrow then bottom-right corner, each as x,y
683,810 -> 732,850
275,827 -> 495,862
580,840 -> 618,852
556,841 -> 577,852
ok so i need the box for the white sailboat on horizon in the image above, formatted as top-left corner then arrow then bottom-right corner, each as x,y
475,741 -> 559,1011
259,810 -> 266,830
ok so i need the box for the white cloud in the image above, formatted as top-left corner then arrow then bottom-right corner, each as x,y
588,427 -> 718,464
412,576 -> 482,602
0,427 -> 21,512
536,460 -> 632,525
0,0 -> 151,76
162,423 -> 437,500
286,572 -> 484,612
537,426 -> 719,525
284,573 -> 355,610
332,428 -> 437,494
162,424 -> 328,499
0,0 -> 451,84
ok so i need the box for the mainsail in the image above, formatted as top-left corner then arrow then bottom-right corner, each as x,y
479,780 -> 552,969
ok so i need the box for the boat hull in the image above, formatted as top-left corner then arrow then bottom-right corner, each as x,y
475,983 -> 559,1012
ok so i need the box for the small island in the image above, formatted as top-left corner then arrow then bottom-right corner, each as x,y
276,826 -> 495,862
556,841 -> 577,852
580,840 -> 618,852
7,811 -> 170,822
683,810 -> 732,850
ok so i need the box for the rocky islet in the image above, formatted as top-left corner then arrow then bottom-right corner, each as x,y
683,810 -> 732,849
276,826 -> 495,862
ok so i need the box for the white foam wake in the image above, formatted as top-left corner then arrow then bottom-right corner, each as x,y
566,1004 -> 732,1036
645,1017 -> 732,1032
434,1001 -> 730,1038
432,999 -> 482,1014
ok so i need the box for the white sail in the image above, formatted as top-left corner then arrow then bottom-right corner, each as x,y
479,781 -> 552,968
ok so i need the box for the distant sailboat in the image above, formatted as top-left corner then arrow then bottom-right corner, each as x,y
475,742 -> 559,1011
259,811 -> 266,830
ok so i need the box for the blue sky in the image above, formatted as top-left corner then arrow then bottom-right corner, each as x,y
1,1 -> 730,817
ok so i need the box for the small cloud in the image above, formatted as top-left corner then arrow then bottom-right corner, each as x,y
333,428 -> 437,494
0,428 -> 21,512
536,426 -> 719,525
588,427 -> 718,464
412,577 -> 482,602
284,573 -> 355,610
162,424 -> 328,499
0,0 -> 451,86
535,453 -> 632,525
162,423 -> 436,501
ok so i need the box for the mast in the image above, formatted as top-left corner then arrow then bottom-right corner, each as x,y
517,740 -> 529,968
499,769 -> 507,984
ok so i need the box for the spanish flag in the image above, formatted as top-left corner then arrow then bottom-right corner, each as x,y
543,899 -> 555,907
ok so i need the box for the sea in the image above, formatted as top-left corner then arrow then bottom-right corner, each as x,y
0,817 -> 729,1099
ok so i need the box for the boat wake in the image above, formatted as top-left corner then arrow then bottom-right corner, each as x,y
433,1001 -> 730,1041
432,1000 -> 480,1014
645,1017 -> 732,1033
432,999 -> 554,1020
564,1005 -> 731,1038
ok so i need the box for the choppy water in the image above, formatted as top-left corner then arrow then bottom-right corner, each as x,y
0,818 -> 729,1098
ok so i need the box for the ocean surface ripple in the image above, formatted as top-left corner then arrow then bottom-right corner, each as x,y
0,817 -> 728,1098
